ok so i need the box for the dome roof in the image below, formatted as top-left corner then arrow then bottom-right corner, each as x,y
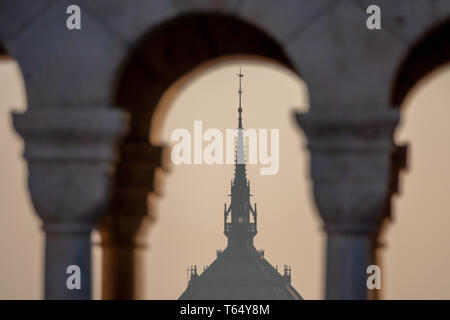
179,246 -> 302,300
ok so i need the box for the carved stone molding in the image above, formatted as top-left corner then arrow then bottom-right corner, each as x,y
295,108 -> 401,235
12,107 -> 129,230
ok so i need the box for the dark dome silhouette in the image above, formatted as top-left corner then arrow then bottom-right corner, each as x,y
180,246 -> 302,300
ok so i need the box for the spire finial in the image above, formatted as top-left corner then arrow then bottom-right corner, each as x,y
237,68 -> 244,129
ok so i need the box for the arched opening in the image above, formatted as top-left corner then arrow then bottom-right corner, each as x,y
104,13 -> 320,299
0,47 -> 42,298
146,60 -> 321,299
385,19 -> 450,298
391,18 -> 450,107
115,13 -> 294,143
386,64 -> 450,299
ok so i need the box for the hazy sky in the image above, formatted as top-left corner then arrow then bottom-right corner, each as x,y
0,60 -> 42,299
384,64 -> 450,299
148,61 -> 319,299
1,59 -> 449,299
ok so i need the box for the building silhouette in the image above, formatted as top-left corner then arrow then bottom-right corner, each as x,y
179,71 -> 302,300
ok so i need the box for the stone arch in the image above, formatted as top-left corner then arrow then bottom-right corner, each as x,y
386,21 -> 450,253
385,17 -> 450,299
387,18 -> 450,257
115,12 -> 296,142
391,18 -> 450,107
101,12 -> 302,299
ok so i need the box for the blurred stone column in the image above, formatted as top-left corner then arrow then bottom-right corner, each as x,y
13,107 -> 128,300
99,141 -> 165,299
295,107 -> 403,300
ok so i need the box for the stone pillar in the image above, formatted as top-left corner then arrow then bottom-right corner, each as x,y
13,107 -> 128,300
295,107 -> 402,300
99,141 -> 164,299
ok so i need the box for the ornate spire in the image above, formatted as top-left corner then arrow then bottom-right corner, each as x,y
237,68 -> 243,129
224,70 -> 257,249
179,70 -> 302,301
235,69 -> 245,167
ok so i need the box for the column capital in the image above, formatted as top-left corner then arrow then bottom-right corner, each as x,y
295,107 -> 401,234
12,106 -> 129,229
295,107 -> 400,153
